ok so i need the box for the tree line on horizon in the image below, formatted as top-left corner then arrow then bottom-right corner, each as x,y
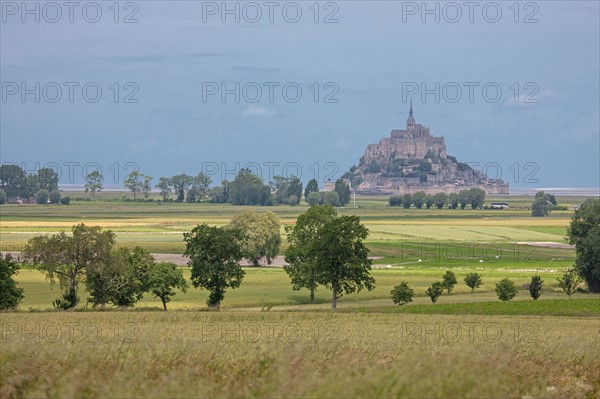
0,164 -> 353,207
388,188 -> 486,210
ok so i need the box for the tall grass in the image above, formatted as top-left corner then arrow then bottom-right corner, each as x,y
1,312 -> 598,398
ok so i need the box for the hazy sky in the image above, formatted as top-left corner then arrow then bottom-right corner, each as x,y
1,1 -> 599,189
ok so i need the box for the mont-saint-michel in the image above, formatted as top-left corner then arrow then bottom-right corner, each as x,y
343,103 -> 509,195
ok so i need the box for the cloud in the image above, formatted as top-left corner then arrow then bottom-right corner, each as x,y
504,89 -> 559,107
242,106 -> 276,118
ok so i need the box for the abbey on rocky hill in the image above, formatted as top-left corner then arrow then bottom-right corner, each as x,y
343,102 -> 509,195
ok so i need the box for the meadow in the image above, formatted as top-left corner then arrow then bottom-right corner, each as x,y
1,193 -> 599,398
1,311 -> 598,398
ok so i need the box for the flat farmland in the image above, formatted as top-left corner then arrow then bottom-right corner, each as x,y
1,194 -> 599,398
0,195 -> 576,256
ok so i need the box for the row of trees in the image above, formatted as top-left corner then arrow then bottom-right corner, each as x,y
0,165 -> 60,203
20,224 -> 187,310
134,168 -> 351,207
389,188 -> 486,210
187,205 -> 374,308
0,188 -> 70,205
2,164 -> 354,208
4,204 -> 373,310
389,268 -> 586,306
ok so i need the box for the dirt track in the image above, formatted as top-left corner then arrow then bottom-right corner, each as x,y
152,253 -> 288,267
2,252 -> 383,268
512,242 -> 575,250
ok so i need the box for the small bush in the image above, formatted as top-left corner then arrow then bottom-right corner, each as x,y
441,270 -> 457,294
389,196 -> 402,207
425,282 -> 443,303
495,278 -> 518,301
556,268 -> 581,298
529,275 -> 543,300
306,192 -> 321,206
60,196 -> 71,205
464,272 -> 483,292
391,281 -> 414,305
35,190 -> 50,204
49,190 -> 61,204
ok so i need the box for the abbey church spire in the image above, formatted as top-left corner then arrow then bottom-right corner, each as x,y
406,98 -> 415,128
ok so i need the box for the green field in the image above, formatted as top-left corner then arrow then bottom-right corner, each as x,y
1,194 -> 598,398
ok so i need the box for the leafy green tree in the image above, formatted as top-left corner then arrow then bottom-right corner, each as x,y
49,190 -> 61,204
468,188 -> 485,209
273,176 -> 302,205
425,194 -> 434,209
84,171 -> 104,196
426,282 -> 443,303
148,262 -> 188,310
171,174 -> 193,202
556,268 -> 582,298
155,177 -> 172,201
402,193 -> 412,209
389,196 -> 402,207
36,167 -> 59,192
35,190 -> 49,204
190,173 -> 212,202
124,171 -> 150,200
448,193 -> 459,209
320,191 -> 340,207
184,224 -> 245,308
284,205 -> 337,303
228,169 -> 272,206
142,175 -> 153,199
0,164 -> 25,199
286,176 -> 303,205
312,214 -> 375,308
464,272 -> 483,292
209,181 -> 229,204
495,278 -> 518,301
567,198 -> 600,292
108,246 -> 155,307
24,224 -> 116,309
531,193 -> 553,217
306,192 -> 321,206
433,192 -> 448,209
535,190 -> 556,205
0,254 -> 25,310
412,191 -> 426,209
304,178 -> 319,199
441,270 -> 457,294
86,246 -> 155,308
23,175 -> 40,199
334,179 -> 351,206
0,188 -> 6,204
391,281 -> 414,305
458,190 -> 470,209
529,275 -> 543,300
85,254 -> 121,308
230,210 -> 281,266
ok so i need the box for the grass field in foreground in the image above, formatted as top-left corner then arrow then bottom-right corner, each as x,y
1,312 -> 598,398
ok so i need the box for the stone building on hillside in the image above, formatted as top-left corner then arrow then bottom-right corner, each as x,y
344,103 -> 509,195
